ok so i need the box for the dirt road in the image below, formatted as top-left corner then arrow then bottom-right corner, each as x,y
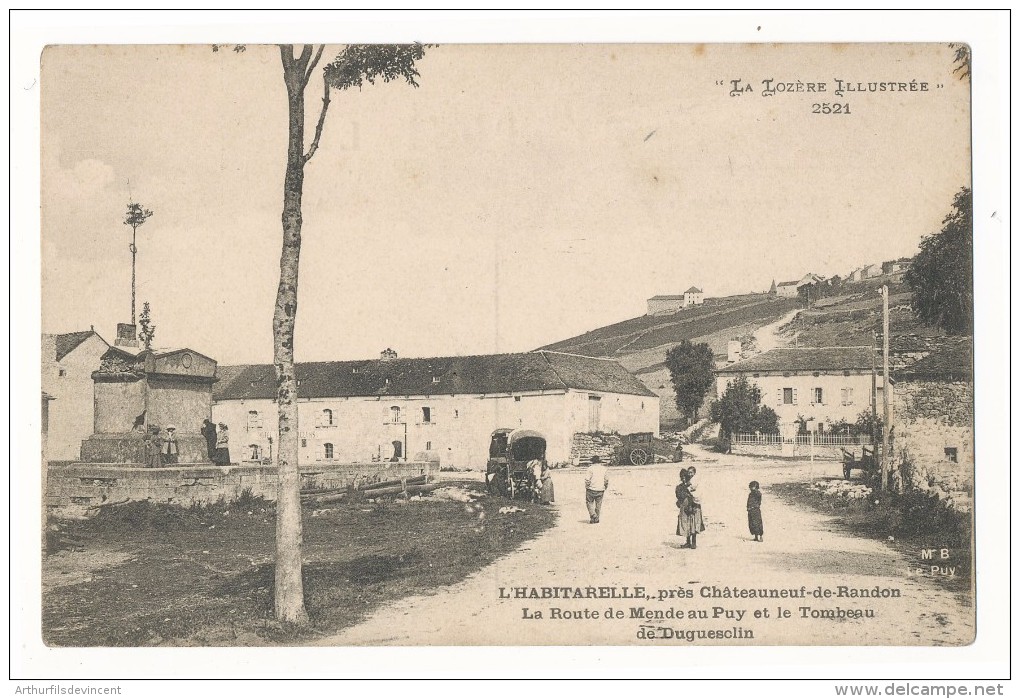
316,448 -> 973,646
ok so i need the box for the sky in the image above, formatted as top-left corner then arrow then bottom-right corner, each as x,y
40,43 -> 971,364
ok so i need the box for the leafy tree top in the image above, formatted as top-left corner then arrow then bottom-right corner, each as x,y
324,43 -> 427,91
904,187 -> 973,335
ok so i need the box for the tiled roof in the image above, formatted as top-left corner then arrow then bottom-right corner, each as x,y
684,286 -> 703,294
649,295 -> 685,301
776,280 -> 799,287
53,330 -> 105,361
894,337 -> 973,381
213,350 -> 656,401
716,347 -> 875,374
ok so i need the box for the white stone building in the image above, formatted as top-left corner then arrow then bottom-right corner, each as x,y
212,350 -> 659,469
41,329 -> 110,461
646,286 -> 704,315
715,346 -> 891,434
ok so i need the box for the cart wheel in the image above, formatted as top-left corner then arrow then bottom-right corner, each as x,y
843,463 -> 852,480
629,448 -> 649,466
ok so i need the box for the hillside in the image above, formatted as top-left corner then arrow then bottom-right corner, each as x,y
540,277 -> 951,428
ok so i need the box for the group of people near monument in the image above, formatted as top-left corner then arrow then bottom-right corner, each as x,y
141,419 -> 231,467
578,456 -> 766,546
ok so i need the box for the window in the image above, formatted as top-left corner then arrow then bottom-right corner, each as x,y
426,441 -> 432,450
782,388 -> 795,405
841,388 -> 854,406
323,443 -> 334,459
58,369 -> 66,377
248,444 -> 261,461
813,387 -> 824,404
944,447 -> 958,463
390,406 -> 401,423
301,439 -> 307,448
432,376 -> 440,384
247,410 -> 261,430
454,409 -> 459,419
514,396 -> 522,402
421,407 -> 432,424
322,408 -> 334,426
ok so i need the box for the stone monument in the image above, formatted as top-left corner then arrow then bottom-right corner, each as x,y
79,346 -> 218,464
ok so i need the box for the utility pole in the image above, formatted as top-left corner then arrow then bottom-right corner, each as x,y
124,202 -> 154,325
871,329 -> 878,443
880,285 -> 891,491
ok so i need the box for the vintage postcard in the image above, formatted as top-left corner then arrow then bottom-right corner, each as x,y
36,40 -> 978,653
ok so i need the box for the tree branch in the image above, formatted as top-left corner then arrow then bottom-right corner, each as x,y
303,44 -> 325,87
303,78 -> 332,164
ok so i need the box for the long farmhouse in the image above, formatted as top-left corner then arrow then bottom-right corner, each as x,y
212,349 -> 659,469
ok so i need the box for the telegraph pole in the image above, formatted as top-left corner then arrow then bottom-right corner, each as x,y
124,202 -> 154,325
871,330 -> 878,439
880,285 -> 891,490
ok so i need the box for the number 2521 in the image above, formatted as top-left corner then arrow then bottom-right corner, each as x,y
812,103 -> 851,115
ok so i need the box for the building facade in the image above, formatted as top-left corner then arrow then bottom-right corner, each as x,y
646,286 -> 704,315
212,350 -> 659,469
892,338 -> 973,472
775,281 -> 800,298
715,347 -> 889,435
41,330 -> 110,461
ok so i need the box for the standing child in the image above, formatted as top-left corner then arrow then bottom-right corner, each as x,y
747,481 -> 764,542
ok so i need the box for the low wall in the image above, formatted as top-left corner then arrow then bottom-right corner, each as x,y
46,461 -> 434,511
730,442 -> 847,460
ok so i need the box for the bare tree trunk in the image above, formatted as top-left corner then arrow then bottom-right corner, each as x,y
273,45 -> 311,624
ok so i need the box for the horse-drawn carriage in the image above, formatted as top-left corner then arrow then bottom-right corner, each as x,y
485,428 -> 547,500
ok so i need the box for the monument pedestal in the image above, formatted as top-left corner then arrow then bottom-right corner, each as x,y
77,346 -> 218,465
80,432 -> 211,464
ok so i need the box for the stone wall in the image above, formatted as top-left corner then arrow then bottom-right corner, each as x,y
892,379 -> 974,495
569,432 -> 624,466
45,461 -> 434,512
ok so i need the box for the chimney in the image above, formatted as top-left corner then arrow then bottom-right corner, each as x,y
727,340 -> 741,363
380,348 -> 398,361
115,323 -> 139,348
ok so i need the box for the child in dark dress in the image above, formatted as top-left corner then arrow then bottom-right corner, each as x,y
747,481 -> 764,542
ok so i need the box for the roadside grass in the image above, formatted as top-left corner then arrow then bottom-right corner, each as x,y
771,480 -> 972,597
42,481 -> 557,646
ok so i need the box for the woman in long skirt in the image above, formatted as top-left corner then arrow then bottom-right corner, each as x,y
213,423 -> 231,465
538,462 -> 555,504
747,481 -> 764,542
145,425 -> 164,468
675,469 -> 704,548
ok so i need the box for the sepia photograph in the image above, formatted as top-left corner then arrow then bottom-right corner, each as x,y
11,9 -> 1010,687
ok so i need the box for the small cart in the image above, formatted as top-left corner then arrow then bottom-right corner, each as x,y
840,445 -> 880,480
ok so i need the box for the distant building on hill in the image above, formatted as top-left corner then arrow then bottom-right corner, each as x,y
646,286 -> 704,315
882,257 -> 913,281
775,280 -> 800,298
861,263 -> 881,279
776,273 -> 824,298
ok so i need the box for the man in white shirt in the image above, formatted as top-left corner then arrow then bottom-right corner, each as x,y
584,455 -> 610,524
